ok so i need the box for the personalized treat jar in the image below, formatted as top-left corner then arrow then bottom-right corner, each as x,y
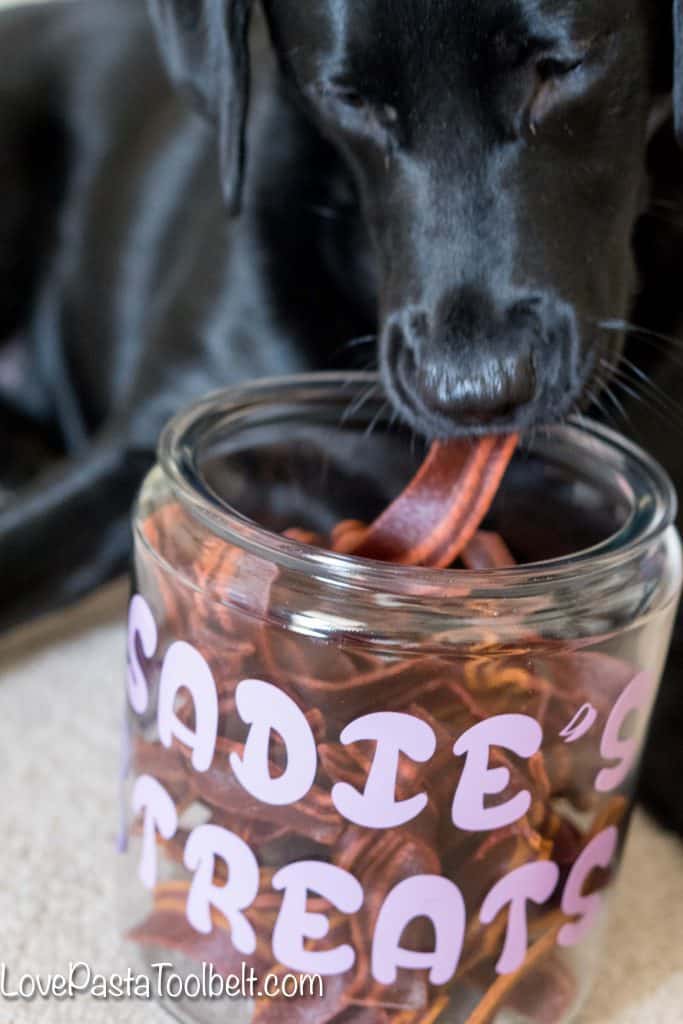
121,374 -> 681,1024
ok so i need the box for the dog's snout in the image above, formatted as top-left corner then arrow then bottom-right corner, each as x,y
385,287 -> 576,435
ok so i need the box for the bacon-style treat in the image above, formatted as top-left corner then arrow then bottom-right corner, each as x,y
463,918 -> 567,1024
461,531 -> 516,571
331,437 -> 518,568
190,737 -> 344,846
127,432 -> 639,1024
127,880 -> 275,977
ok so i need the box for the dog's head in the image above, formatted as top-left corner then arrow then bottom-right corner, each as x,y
150,0 -> 683,437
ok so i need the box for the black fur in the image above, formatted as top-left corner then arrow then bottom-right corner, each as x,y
0,0 -> 682,831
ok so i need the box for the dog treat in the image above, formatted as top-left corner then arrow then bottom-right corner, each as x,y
332,436 -> 518,568
127,433 -> 636,1024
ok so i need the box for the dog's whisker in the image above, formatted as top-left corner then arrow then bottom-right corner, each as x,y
607,374 -> 649,408
363,401 -> 390,439
624,334 -> 683,369
352,355 -> 379,375
600,382 -> 630,423
598,318 -> 683,352
340,383 -> 381,424
598,342 -> 683,432
598,379 -> 645,444
616,358 -> 683,416
616,355 -> 658,385
608,368 -> 683,433
609,363 -> 669,405
610,378 -> 683,436
330,334 -> 377,359
598,356 -> 630,384
597,358 -> 625,394
345,334 -> 377,350
584,384 -> 617,428
387,404 -> 401,430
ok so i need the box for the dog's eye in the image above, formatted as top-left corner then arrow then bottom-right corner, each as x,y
528,54 -> 587,133
333,85 -> 367,110
536,56 -> 585,80
320,79 -> 399,134
322,76 -> 370,112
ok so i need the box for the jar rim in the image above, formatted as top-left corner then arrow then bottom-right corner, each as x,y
158,372 -> 678,599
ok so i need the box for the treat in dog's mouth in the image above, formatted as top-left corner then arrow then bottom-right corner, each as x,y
304,435 -> 519,569
125,396 -> 672,1024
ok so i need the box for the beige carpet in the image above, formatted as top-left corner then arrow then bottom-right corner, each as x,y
0,583 -> 681,1023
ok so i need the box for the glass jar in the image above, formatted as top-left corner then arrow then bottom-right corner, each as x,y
120,373 -> 681,1024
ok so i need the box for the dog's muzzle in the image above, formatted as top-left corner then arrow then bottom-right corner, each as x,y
381,285 -> 580,436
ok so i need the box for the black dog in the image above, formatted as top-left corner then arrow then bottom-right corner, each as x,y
0,0 -> 682,830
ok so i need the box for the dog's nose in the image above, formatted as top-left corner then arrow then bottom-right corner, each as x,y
414,351 -> 536,422
403,288 -> 555,426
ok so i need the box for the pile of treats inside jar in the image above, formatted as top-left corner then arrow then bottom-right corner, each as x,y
131,433 -> 629,1024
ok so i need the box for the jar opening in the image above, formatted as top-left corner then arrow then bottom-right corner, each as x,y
159,373 -> 677,595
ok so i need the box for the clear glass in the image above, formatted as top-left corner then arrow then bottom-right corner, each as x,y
120,373 -> 681,1024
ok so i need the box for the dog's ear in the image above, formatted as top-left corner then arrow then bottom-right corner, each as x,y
148,0 -> 253,214
675,0 -> 683,144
